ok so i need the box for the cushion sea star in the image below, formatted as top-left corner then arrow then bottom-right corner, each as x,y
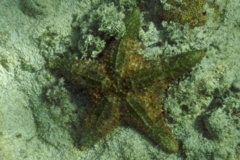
49,8 -> 205,153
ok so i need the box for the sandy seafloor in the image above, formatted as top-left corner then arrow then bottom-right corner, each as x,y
0,0 -> 239,160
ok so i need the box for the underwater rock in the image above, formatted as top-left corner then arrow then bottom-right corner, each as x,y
204,108 -> 237,140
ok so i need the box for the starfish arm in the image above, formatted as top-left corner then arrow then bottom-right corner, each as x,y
49,57 -> 106,89
102,8 -> 141,75
79,95 -> 121,150
161,50 -> 205,82
124,92 -> 178,153
122,8 -> 141,41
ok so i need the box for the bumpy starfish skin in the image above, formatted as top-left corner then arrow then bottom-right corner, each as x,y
49,9 -> 205,153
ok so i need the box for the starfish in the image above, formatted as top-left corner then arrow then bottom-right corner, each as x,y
49,8 -> 205,153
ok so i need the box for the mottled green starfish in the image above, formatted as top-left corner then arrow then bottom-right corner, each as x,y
49,8 -> 205,153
